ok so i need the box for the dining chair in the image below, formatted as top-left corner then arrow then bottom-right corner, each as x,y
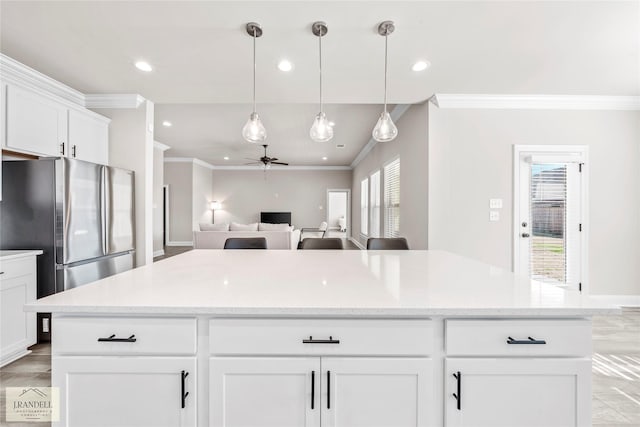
223,237 -> 268,249
366,237 -> 409,250
299,238 -> 343,250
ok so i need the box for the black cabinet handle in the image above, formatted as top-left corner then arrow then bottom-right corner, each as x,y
327,370 -> 331,409
60,142 -> 65,155
507,336 -> 547,345
311,371 -> 315,409
181,371 -> 189,409
452,371 -> 461,410
302,336 -> 340,344
72,145 -> 77,158
97,334 -> 137,343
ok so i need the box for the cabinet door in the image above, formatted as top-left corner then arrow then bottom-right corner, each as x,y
0,274 -> 37,366
210,357 -> 320,427
322,357 -> 433,427
53,356 -> 196,427
445,358 -> 591,427
68,109 -> 109,165
5,84 -> 67,156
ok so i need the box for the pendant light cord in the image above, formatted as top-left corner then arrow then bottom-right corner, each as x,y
253,27 -> 257,113
383,33 -> 388,113
319,32 -> 323,114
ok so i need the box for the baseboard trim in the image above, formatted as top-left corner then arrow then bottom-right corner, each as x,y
349,237 -> 365,250
166,241 -> 194,247
589,295 -> 640,308
153,249 -> 165,258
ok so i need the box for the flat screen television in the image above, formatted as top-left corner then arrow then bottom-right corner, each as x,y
260,212 -> 292,225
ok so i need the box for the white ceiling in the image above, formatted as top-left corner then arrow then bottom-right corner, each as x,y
155,103 -> 388,166
1,1 -> 637,165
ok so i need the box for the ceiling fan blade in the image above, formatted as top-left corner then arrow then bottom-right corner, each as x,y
271,161 -> 289,165
270,157 -> 278,162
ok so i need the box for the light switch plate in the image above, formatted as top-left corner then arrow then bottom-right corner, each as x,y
490,198 -> 503,209
489,211 -> 500,221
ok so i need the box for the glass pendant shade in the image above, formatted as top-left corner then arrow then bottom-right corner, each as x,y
372,110 -> 398,142
242,112 -> 267,143
310,112 -> 334,142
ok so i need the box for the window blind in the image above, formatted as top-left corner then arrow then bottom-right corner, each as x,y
360,178 -> 369,235
370,170 -> 381,238
529,163 -> 580,286
383,159 -> 400,238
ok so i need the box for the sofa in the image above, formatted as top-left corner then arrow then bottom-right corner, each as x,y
193,222 -> 301,250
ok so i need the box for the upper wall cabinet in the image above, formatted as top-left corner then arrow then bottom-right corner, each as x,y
2,83 -> 110,165
68,109 -> 109,165
5,84 -> 68,157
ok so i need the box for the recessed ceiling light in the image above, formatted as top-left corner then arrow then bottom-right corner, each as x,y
322,156 -> 328,161
412,60 -> 430,72
277,60 -> 293,72
135,61 -> 153,72
223,156 -> 230,161
162,121 -> 172,127
328,121 -> 335,127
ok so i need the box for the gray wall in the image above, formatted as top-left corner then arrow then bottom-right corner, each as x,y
352,103 -> 429,249
193,163 -> 214,227
164,162 -> 193,243
211,169 -> 352,228
102,101 -> 155,267
428,106 -> 640,295
152,145 -> 164,254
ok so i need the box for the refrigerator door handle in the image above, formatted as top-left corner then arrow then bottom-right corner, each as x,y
101,166 -> 109,256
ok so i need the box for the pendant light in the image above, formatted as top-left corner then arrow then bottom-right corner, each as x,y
309,21 -> 334,142
372,20 -> 398,142
242,22 -> 267,143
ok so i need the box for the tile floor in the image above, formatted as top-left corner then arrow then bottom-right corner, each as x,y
1,309 -> 638,426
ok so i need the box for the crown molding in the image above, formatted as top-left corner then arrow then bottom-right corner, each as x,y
153,141 -> 171,151
350,104 -> 411,169
85,94 -> 146,109
165,157 -> 351,171
430,94 -> 640,111
0,53 -> 85,106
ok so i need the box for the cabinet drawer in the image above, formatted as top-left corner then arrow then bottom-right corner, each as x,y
0,257 -> 35,282
446,319 -> 591,356
53,316 -> 197,355
210,318 -> 433,356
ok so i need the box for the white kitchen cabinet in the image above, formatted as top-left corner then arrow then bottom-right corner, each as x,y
5,84 -> 67,157
2,83 -> 110,164
0,253 -> 39,367
209,356 -> 431,427
322,357 -> 432,427
53,356 -> 196,427
68,109 -> 109,164
444,358 -> 591,427
210,357 -> 320,427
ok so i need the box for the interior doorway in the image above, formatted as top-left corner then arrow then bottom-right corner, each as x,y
326,189 -> 351,238
513,145 -> 588,292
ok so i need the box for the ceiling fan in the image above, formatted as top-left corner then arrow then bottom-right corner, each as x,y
245,144 -> 289,168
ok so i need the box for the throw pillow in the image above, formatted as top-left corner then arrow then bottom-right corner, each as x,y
229,222 -> 259,231
258,222 -> 291,231
199,223 -> 229,231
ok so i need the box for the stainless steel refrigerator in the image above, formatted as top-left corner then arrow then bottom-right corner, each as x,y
0,157 -> 135,298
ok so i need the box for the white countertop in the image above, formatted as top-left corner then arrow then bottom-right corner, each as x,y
26,250 -> 617,317
0,250 -> 44,261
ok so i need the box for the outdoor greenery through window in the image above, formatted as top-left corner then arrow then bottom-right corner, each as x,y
360,178 -> 369,235
530,163 -> 567,284
383,158 -> 400,238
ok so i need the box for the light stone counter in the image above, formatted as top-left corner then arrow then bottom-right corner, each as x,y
26,249 -> 615,316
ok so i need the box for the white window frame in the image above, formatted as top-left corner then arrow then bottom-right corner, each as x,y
512,145 -> 589,293
369,170 -> 381,238
383,156 -> 401,238
360,177 -> 369,237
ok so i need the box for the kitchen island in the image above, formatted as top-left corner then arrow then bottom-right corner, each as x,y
27,249 -> 616,427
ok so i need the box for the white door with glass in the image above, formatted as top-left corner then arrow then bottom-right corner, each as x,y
514,146 -> 587,291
